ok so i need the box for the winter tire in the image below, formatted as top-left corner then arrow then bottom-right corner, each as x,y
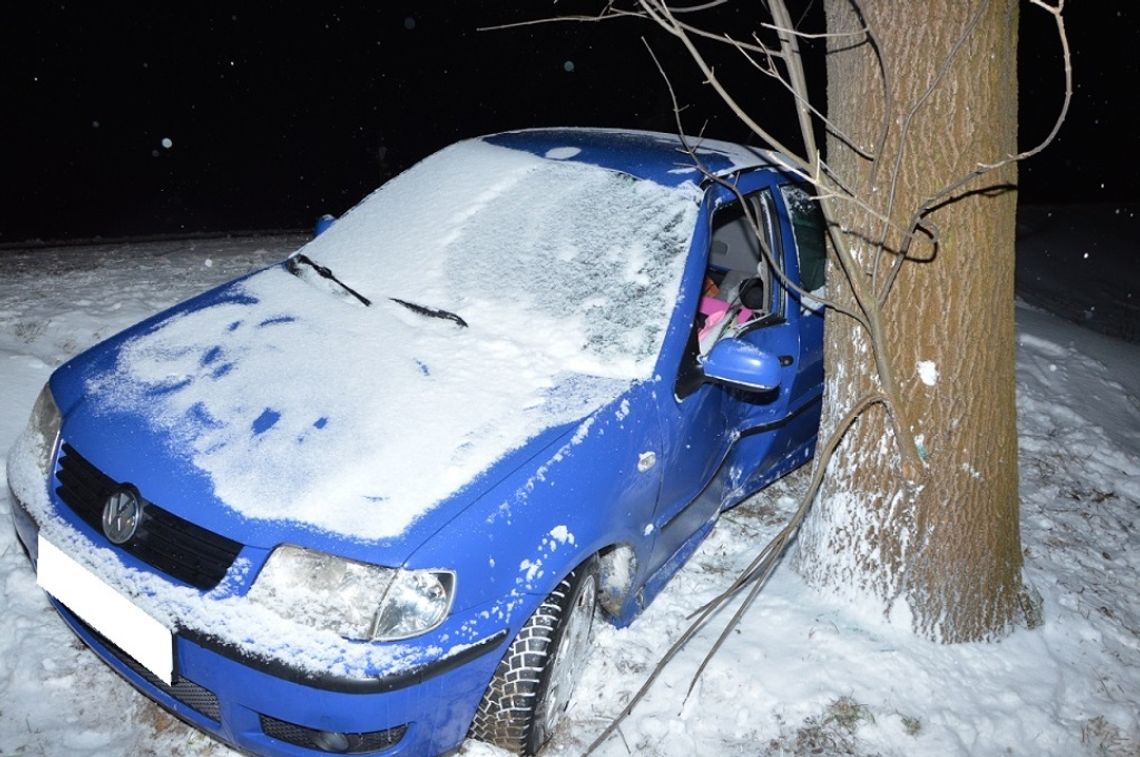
469,558 -> 598,755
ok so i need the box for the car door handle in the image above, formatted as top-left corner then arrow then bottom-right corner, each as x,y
778,355 -> 794,367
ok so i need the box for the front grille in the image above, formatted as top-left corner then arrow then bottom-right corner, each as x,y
55,443 -> 242,590
260,715 -> 407,754
69,608 -> 221,722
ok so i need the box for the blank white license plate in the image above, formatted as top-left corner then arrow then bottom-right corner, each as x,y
37,535 -> 174,685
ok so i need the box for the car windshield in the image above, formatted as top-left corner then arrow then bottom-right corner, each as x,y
298,139 -> 701,380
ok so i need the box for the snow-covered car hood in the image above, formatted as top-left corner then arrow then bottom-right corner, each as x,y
58,268 -> 629,544
51,138 -> 701,546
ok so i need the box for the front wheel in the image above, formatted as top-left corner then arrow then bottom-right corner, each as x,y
469,558 -> 598,755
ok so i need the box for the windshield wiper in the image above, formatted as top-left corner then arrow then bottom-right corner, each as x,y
390,298 -> 468,328
287,254 -> 372,307
287,255 -> 466,327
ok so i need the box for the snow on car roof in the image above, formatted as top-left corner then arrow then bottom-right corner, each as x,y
483,127 -> 786,188
86,137 -> 703,541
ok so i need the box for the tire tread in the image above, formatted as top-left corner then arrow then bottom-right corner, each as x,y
469,572 -> 587,754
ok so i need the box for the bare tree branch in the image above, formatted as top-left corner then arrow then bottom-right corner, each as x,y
636,0 -> 814,175
877,0 -> 1072,303
872,0 -> 991,303
667,0 -> 732,12
584,391 -> 889,754
758,20 -> 868,40
726,28 -> 877,162
682,391 -> 890,699
766,0 -> 923,465
641,34 -> 867,325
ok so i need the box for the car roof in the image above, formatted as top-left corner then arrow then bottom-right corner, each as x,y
480,128 -> 791,189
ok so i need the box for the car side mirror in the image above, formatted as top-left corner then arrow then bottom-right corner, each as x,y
700,339 -> 782,392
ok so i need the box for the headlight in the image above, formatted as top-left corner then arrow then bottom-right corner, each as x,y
27,383 -> 63,478
246,545 -> 454,641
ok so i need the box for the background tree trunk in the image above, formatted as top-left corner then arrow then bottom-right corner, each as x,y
795,0 -> 1033,642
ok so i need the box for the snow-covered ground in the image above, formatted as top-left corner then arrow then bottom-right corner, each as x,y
1,211 -> 1137,756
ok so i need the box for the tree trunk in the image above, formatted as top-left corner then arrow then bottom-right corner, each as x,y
795,0 -> 1035,642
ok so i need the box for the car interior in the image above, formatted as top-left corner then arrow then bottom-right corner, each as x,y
697,192 -> 777,354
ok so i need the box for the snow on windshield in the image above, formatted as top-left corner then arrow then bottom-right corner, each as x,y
307,139 -> 702,378
85,140 -> 700,540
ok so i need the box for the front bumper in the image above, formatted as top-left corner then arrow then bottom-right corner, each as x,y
9,492 -> 508,757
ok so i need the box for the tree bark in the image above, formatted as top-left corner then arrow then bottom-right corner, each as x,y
795,0 -> 1034,642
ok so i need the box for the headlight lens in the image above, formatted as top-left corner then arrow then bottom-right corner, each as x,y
371,568 -> 454,640
27,384 -> 62,477
246,545 -> 454,641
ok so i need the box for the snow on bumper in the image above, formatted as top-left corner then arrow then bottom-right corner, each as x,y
7,438 -> 510,756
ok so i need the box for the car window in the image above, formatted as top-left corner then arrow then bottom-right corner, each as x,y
697,189 -> 781,354
675,189 -> 781,398
780,184 -> 826,293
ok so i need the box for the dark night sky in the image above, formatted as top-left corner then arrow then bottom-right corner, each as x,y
2,2 -> 1135,244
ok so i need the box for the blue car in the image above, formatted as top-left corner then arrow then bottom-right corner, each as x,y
7,128 -> 825,756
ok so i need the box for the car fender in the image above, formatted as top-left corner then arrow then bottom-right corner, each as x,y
404,380 -> 665,633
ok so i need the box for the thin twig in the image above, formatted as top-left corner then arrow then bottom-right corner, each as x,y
758,21 -> 869,40
683,392 -> 888,700
584,392 -> 888,753
637,0 -> 813,176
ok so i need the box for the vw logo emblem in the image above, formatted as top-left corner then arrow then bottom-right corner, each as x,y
102,487 -> 143,545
